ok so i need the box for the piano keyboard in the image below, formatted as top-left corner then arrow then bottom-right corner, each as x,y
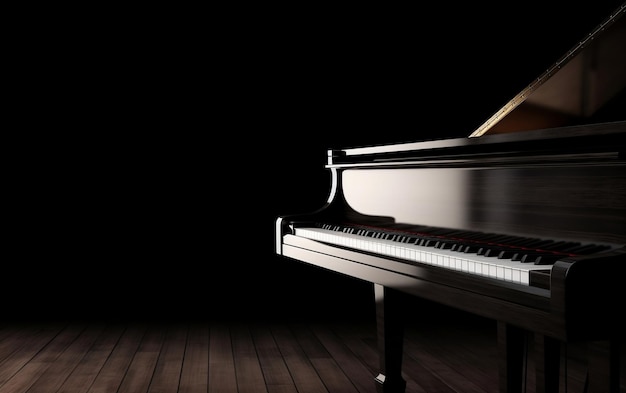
293,223 -> 612,286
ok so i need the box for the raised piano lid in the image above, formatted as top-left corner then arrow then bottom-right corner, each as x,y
468,3 -> 625,137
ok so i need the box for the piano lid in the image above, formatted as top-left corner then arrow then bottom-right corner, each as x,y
469,3 -> 626,137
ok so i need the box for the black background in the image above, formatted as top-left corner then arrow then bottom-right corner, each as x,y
7,1 -> 624,323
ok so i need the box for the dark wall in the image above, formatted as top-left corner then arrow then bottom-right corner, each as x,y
7,1 -> 624,323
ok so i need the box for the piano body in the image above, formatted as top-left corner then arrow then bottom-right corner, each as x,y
275,5 -> 626,393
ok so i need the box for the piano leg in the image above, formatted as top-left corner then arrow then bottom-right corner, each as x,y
586,338 -> 620,393
533,333 -> 560,393
497,324 -> 562,393
374,284 -> 407,393
497,321 -> 528,393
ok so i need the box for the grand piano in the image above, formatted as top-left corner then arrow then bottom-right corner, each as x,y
275,4 -> 626,393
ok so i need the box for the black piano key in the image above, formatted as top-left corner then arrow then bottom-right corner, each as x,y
462,233 -> 501,241
478,245 -> 507,256
521,253 -> 560,264
421,238 -> 433,246
518,240 -> 556,249
483,248 -> 507,257
520,254 -> 540,263
500,237 -> 541,246
423,239 -> 437,247
449,243 -> 463,252
519,238 -> 547,245
563,244 -> 611,254
453,241 -> 478,251
538,241 -> 580,251
534,255 -> 561,265
435,241 -> 453,249
511,252 -> 525,261
463,245 -> 481,253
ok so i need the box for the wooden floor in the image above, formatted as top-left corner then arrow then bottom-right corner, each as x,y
1,304 -> 623,393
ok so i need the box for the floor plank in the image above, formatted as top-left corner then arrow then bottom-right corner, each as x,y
56,324 -> 126,393
0,324 -> 84,393
117,324 -> 166,393
251,324 -> 297,393
86,324 -> 148,393
232,324 -> 268,393
310,323 -> 378,393
271,324 -> 329,393
208,324 -> 238,393
0,324 -> 65,389
179,323 -> 209,393
148,324 -> 188,393
26,324 -> 105,393
292,323 -> 359,393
